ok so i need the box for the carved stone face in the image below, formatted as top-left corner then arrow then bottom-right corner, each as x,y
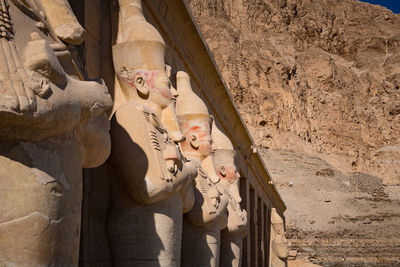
272,234 -> 289,259
272,222 -> 289,260
219,167 -> 241,201
179,115 -> 212,160
214,150 -> 242,203
217,162 -> 237,182
121,69 -> 172,108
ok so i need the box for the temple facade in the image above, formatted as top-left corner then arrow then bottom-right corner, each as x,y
0,0 -> 287,266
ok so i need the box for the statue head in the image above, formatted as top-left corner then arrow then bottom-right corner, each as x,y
113,0 -> 172,110
118,68 -> 172,108
176,71 -> 212,161
212,121 -> 241,203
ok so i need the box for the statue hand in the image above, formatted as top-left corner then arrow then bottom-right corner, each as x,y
0,35 -> 40,113
170,130 -> 186,143
163,145 -> 182,176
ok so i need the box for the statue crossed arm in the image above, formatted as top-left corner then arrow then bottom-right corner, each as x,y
0,0 -> 112,142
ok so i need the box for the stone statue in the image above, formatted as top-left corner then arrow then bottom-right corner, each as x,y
212,122 -> 248,267
0,0 -> 112,265
106,1 -> 197,266
270,208 -> 289,267
177,71 -> 229,267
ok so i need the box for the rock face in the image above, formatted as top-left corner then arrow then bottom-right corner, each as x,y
188,0 -> 400,185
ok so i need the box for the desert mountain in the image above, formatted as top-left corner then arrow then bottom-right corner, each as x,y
188,0 -> 400,185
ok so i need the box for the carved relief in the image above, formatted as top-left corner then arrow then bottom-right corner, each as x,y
0,0 -> 112,265
270,208 -> 289,267
106,1 -> 196,266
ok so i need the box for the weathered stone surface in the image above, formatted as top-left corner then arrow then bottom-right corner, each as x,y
84,0 -> 101,41
107,193 -> 184,266
0,139 -> 83,266
80,166 -> 112,267
181,219 -> 223,267
288,259 -> 322,267
84,31 -> 101,79
38,0 -> 85,44
219,233 -> 245,267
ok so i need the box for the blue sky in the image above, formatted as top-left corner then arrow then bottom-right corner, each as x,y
359,0 -> 400,13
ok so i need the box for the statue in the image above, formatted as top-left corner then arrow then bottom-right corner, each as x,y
106,1 -> 197,266
177,71 -> 229,267
212,122 -> 248,267
0,0 -> 112,265
270,208 -> 289,267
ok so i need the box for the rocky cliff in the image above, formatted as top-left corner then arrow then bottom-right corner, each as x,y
188,0 -> 400,265
188,0 -> 400,185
